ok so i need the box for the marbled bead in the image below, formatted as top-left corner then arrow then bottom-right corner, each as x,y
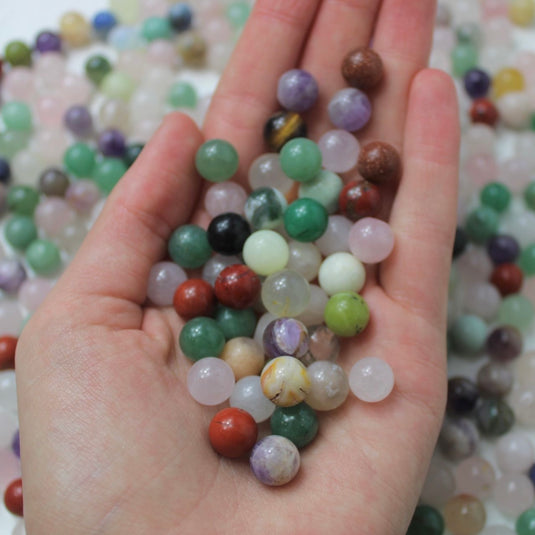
277,69 -> 318,112
260,356 -> 311,407
447,377 -> 480,416
443,494 -> 486,535
475,398 -> 515,437
244,187 -> 287,230
477,362 -> 513,397
305,361 -> 349,411
220,337 -> 264,380
328,88 -> 372,132
439,418 -> 480,461
357,141 -> 401,184
487,234 -> 520,264
263,111 -> 307,152
263,318 -> 309,360
486,325 -> 523,362
0,260 -> 26,293
250,435 -> 300,486
341,47 -> 384,91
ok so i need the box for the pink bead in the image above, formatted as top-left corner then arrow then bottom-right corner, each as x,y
493,473 -> 535,516
140,0 -> 168,17
65,180 -> 102,214
34,53 -> 66,94
146,261 -> 187,306
201,17 -> 232,45
349,357 -> 394,403
455,457 -> 496,499
485,17 -> 514,46
456,246 -> 494,283
204,182 -> 248,217
317,130 -> 360,173
35,95 -> 66,128
248,154 -> 294,194
117,51 -> 149,83
315,215 -> 352,256
2,67 -> 35,102
462,153 -> 498,188
35,198 -> 76,238
500,158 -> 532,194
60,74 -> 93,107
187,357 -> 235,406
348,217 -> 394,264
495,431 -> 535,473
420,458 -> 457,507
0,449 -> 21,490
147,40 -> 179,68
481,0 -> 509,20
18,278 -> 54,312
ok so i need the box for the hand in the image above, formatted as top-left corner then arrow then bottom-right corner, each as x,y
16,1 -> 459,533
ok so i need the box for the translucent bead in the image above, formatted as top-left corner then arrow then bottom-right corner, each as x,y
348,217 -> 395,264
443,494 -> 486,535
101,72 -> 136,102
286,241 -> 322,282
116,50 -> 148,82
261,269 -> 310,318
187,357 -> 235,406
315,215 -> 352,256
294,284 -> 328,327
477,362 -> 513,397
509,385 -> 535,426
455,457 -> 496,499
0,371 -> 18,413
494,473 -> 535,516
349,357 -> 394,403
495,431 -> 534,473
204,182 -> 247,217
146,262 -> 187,306
420,458 -> 457,508
248,154 -> 294,195
509,0 -> 535,26
304,325 -> 340,364
305,361 -> 349,411
230,376 -> 276,423
18,278 -> 54,312
34,198 -> 76,237
243,230 -> 289,276
253,312 -> 277,349
244,187 -> 287,230
201,254 -> 241,286
317,129 -> 359,173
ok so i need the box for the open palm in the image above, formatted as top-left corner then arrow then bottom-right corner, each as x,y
16,1 -> 460,533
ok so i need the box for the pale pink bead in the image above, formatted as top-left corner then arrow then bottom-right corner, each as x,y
53,224 -> 87,256
495,431 -> 535,473
248,154 -> 294,194
35,198 -> 77,238
295,285 -> 328,326
130,88 -> 164,124
141,67 -> 174,98
481,527 -> 516,535
187,357 -> 235,406
497,92 -> 530,129
140,0 -> 167,17
433,27 -> 456,53
461,281 -> 501,321
500,158 -> 532,194
508,385 -> 535,426
60,74 -> 93,107
493,473 -> 535,516
463,153 -> 498,188
482,0 -> 509,20
201,17 -> 233,45
65,180 -> 102,214
464,124 -> 496,155
148,40 -> 179,68
35,95 -> 66,128
33,53 -> 66,94
315,215 -> 352,256
318,130 -> 360,173
207,42 -> 233,73
348,218 -> 394,264
0,302 -> 24,336
420,458 -> 456,507
455,456 -> 496,499
349,357 -> 394,403
457,246 -> 494,283
485,17 -> 514,46
204,182 -> 247,217
33,129 -> 69,166
523,277 -> 535,307
2,67 -> 35,102
0,449 -> 21,490
514,351 -> 535,386
18,278 -> 54,312
146,261 -> 187,306
117,51 -> 149,83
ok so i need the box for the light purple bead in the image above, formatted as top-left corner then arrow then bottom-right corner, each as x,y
11,430 -> 19,458
0,260 -> 26,294
328,88 -> 372,132
263,318 -> 309,360
277,69 -> 319,113
35,31 -> 62,53
65,179 -> 101,214
64,105 -> 93,138
348,217 -> 395,264
98,128 -> 126,158
250,435 -> 300,486
318,129 -> 360,173
146,261 -> 187,306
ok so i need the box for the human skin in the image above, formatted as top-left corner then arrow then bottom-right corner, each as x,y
16,1 -> 459,533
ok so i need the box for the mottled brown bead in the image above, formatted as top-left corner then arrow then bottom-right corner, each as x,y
177,31 -> 206,67
38,168 -> 70,197
357,141 -> 401,184
263,111 -> 307,152
342,47 -> 384,91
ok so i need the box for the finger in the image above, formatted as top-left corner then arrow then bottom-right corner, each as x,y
380,69 -> 460,325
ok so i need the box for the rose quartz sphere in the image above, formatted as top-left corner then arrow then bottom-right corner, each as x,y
348,218 -> 395,264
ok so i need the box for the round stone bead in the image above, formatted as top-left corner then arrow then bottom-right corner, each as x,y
439,418 -> 480,461
447,377 -> 480,416
498,294 -> 534,331
516,508 -> 535,535
348,217 -> 394,264
206,213 -> 250,256
494,473 -> 535,517
284,198 -> 328,242
63,143 -> 96,177
452,42 -> 478,77
220,337 -> 264,380
279,138 -> 322,183
98,129 -> 126,158
250,435 -> 300,486
470,98 -> 499,127
64,106 -> 93,138
509,385 -> 535,427
270,402 -> 318,448
305,325 -> 340,364
244,187 -> 287,230
349,356 -> 394,403
318,253 -> 365,296
146,261 -> 187,307
341,47 -> 384,91
242,230 -> 289,276
178,317 -> 225,361
487,234 -> 520,264
4,215 -> 37,250
2,102 -> 32,132
477,362 -> 513,397
173,279 -> 215,319
328,88 -> 372,132
317,130 -> 359,173
169,3 -> 193,32
65,180 -> 101,214
85,55 -> 112,85
214,306 -> 257,340
0,260 -> 26,293
0,337 -> 17,370
315,215 -> 352,256
214,264 -> 261,309
263,318 -> 309,360
305,361 -> 349,411
92,10 -> 117,38
357,141 -> 401,185
493,67 -> 525,98
486,325 -> 523,362
491,263 -> 524,296
195,139 -> 239,182
277,69 -> 318,112
295,284 -> 329,327
261,356 -> 311,407
209,407 -> 257,458
475,398 -> 515,437
449,314 -> 487,354
464,206 -> 500,244
495,431 -> 534,473
480,182 -> 511,212
38,168 -> 70,197
93,158 -> 127,194
464,68 -> 491,99
248,154 -> 294,194
406,505 -> 445,535
324,291 -> 369,337
261,270 -> 310,318
298,170 -> 343,214
7,186 -> 39,216
339,180 -> 381,221
177,31 -> 207,67
4,41 -> 32,67
59,11 -> 91,47
226,2 -> 251,28
420,459 -> 456,508
142,16 -> 172,41
204,182 -> 248,219
168,81 -> 197,108
187,357 -> 235,405
4,478 -> 23,517
455,457 -> 496,499
123,143 -> 144,168
230,376 -> 276,423
168,225 -> 212,269
25,239 -> 61,275
443,494 -> 486,535
0,159 -> 11,185
263,111 -> 308,152
100,71 -> 136,101
525,182 -> 535,210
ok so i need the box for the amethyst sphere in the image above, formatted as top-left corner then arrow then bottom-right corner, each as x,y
98,128 -> 126,158
263,318 -> 309,360
0,260 -> 26,293
277,69 -> 319,113
328,88 -> 372,132
35,31 -> 62,53
464,68 -> 491,99
487,234 -> 520,264
250,435 -> 300,486
64,105 -> 93,138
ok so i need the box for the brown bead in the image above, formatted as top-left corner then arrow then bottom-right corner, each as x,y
490,263 -> 524,296
0,336 -> 17,370
173,279 -> 215,319
177,31 -> 206,67
4,478 -> 23,517
470,98 -> 499,127
342,47 -> 384,91
338,180 -> 382,221
220,337 -> 265,380
38,168 -> 70,197
263,111 -> 307,152
357,141 -> 401,184
443,494 -> 486,535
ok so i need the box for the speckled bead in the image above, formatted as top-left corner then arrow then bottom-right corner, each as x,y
250,435 -> 300,486
341,47 -> 384,91
260,356 -> 311,407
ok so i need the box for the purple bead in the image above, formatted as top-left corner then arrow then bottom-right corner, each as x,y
464,68 -> 491,99
64,105 -> 93,138
11,430 -> 19,459
277,69 -> 319,113
35,31 -> 62,53
250,435 -> 300,486
0,260 -> 26,293
328,88 -> 372,132
98,128 -> 126,158
263,318 -> 309,360
447,376 -> 480,416
487,234 -> 520,264
486,325 -> 523,362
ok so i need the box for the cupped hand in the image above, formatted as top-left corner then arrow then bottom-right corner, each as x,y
16,1 -> 459,533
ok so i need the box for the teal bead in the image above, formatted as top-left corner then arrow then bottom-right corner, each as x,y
7,186 -> 40,216
284,198 -> 328,242
26,239 -> 61,275
142,16 -> 172,41
85,55 -> 112,85
498,294 -> 534,331
64,143 -> 96,177
215,306 -> 257,339
517,508 -> 535,535
520,244 -> 535,276
480,182 -> 511,213
168,81 -> 198,109
179,317 -> 225,361
4,215 -> 37,249
298,169 -> 343,214
451,42 -> 478,77
270,402 -> 318,448
464,206 -> 499,244
525,181 -> 535,211
168,224 -> 212,269
226,2 -> 251,29
123,143 -> 144,167
93,158 -> 127,194
449,314 -> 487,354
1,102 -> 32,132
195,139 -> 239,182
279,138 -> 322,183
244,187 -> 287,230
406,505 -> 444,535
324,292 -> 370,337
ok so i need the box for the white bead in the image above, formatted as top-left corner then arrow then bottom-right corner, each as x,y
286,241 -> 322,281
187,357 -> 235,406
349,357 -> 394,403
318,252 -> 366,296
230,376 -> 276,423
243,230 -> 289,276
495,431 -> 535,473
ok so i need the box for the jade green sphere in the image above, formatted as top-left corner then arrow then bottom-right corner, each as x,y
215,306 -> 257,339
464,206 -> 499,244
520,244 -> 535,276
525,182 -> 535,210
1,102 -> 32,132
406,505 -> 444,535
517,508 -> 535,535
168,224 -> 212,269
7,186 -> 40,216
480,182 -> 511,213
93,158 -> 127,194
449,314 -> 487,354
226,2 -> 251,28
324,292 -> 370,337
142,16 -> 172,41
498,294 -> 534,331
280,138 -> 322,183
451,42 -> 478,77
284,198 -> 328,242
195,139 -> 239,182
64,143 -> 96,177
168,81 -> 198,109
26,239 -> 62,275
270,402 -> 319,448
298,169 -> 343,214
123,143 -> 144,168
179,317 -> 226,361
4,41 -> 32,66
0,131 -> 29,158
4,215 -> 37,250
85,55 -> 112,85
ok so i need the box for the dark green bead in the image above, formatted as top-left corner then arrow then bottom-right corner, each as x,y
480,182 -> 511,212
26,239 -> 62,275
406,505 -> 444,535
168,224 -> 212,269
284,198 -> 328,242
168,82 -> 197,108
517,508 -> 535,535
215,306 -> 257,339
525,182 -> 535,210
475,398 -> 514,437
195,139 -> 239,182
123,143 -> 144,167
464,206 -> 499,244
5,41 -> 32,66
64,143 -> 96,177
7,186 -> 40,215
520,244 -> 535,276
279,137 -> 322,183
179,317 -> 225,361
85,55 -> 112,85
93,158 -> 127,194
4,215 -> 37,249
270,402 -> 318,448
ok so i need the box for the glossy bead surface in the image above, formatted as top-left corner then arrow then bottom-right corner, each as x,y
443,494 -> 486,535
349,356 -> 394,403
328,88 -> 372,132
324,292 -> 369,337
63,143 -> 95,177
7,186 -> 39,216
85,55 -> 112,85
261,356 -> 311,407
277,69 -> 318,112
464,68 -> 491,99
93,158 -> 127,194
475,398 -> 515,437
38,168 -> 70,197
447,377 -> 480,416
496,431 -> 534,473
173,279 -> 215,319
242,230 -> 289,276
439,418 -> 480,461
338,180 -> 381,221
421,459 -> 456,508
486,325 -> 523,361
449,314 -> 487,354
0,337 -> 17,371
215,306 -> 257,340
487,235 -> 520,264
494,473 -> 535,516
286,241 -> 322,282
179,317 -> 225,361
4,478 -> 23,517
261,269 -> 310,318
298,170 -> 343,214
263,318 -> 309,360
187,357 -> 235,405
168,225 -> 212,269
263,111 -> 307,152
317,130 -> 359,173
204,182 -> 247,218
516,508 -> 535,535
248,154 -> 294,194
470,98 -> 499,126
477,362 -> 513,397
146,261 -> 187,307
284,198 -> 328,242
195,139 -> 239,182
230,376 -> 276,423
279,138 -> 322,183
341,47 -> 383,91
465,206 -> 500,244
209,407 -> 258,458
220,337 -> 264,380
60,11 -> 91,47
177,31 -> 206,66
490,263 -> 524,296
318,253 -> 365,296
315,215 -> 352,256
244,187 -> 286,230
406,505 -> 445,535
214,264 -> 260,309
493,67 -> 525,98
250,435 -> 300,486
498,294 -> 534,331
455,457 -> 495,499
4,41 -> 31,67
305,361 -> 349,411
305,325 -> 340,364
25,239 -> 61,275
4,216 -> 37,250
206,213 -> 250,256
270,402 -> 318,448
357,141 -> 401,185
348,217 -> 394,264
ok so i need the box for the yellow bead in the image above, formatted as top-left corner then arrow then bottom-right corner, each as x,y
59,12 -> 91,47
493,67 -> 525,98
509,0 -> 535,26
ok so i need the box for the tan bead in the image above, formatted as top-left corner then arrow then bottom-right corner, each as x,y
220,338 -> 265,381
177,31 -> 207,67
60,12 -> 91,47
261,356 -> 311,407
443,494 -> 486,535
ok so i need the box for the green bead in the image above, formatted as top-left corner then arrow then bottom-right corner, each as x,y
524,181 -> 535,210
324,292 -> 370,337
406,505 -> 444,535
279,138 -> 322,183
4,41 -> 32,66
270,402 -> 318,448
451,43 -> 478,77
226,2 -> 251,28
7,186 -> 40,216
480,182 -> 511,212
449,314 -> 487,354
215,306 -> 257,339
178,317 -> 225,361
1,102 -> 32,132
93,158 -> 127,194
284,198 -> 328,242
0,131 -> 29,158
298,169 -> 343,214
123,143 -> 144,167
4,215 -> 37,250
85,55 -> 112,85
456,22 -> 482,46
475,398 -> 515,437
168,224 -> 212,269
517,508 -> 535,535
142,16 -> 172,41
26,239 -> 61,275
464,206 -> 499,244
100,71 -> 136,101
64,143 -> 96,177
530,113 -> 535,132
498,294 -> 534,331
520,244 -> 535,276
168,81 -> 198,108
195,139 -> 239,182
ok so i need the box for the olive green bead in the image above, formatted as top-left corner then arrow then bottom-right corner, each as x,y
464,206 -> 499,244
123,143 -> 144,167
279,138 -> 322,183
215,306 -> 257,339
284,198 -> 328,242
93,158 -> 127,194
270,403 -> 318,448
520,244 -> 535,276
226,2 -> 251,28
298,170 -> 343,214
4,41 -> 32,66
100,71 -> 136,101
85,55 -> 112,85
195,139 -> 239,182
498,294 -> 534,331
142,16 -> 172,41
26,239 -> 62,275
517,508 -> 535,535
168,81 -> 198,109
475,398 -> 515,437
525,181 -> 535,210
480,182 -> 511,213
178,317 -> 225,361
7,186 -> 40,216
324,292 -> 370,337
406,505 -> 445,535
168,224 -> 212,269
4,215 -> 37,250
451,43 -> 478,77
63,143 -> 96,177
449,314 -> 487,354
1,102 -> 32,132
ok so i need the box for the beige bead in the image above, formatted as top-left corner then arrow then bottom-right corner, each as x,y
59,12 -> 91,47
261,356 -> 311,407
220,338 -> 265,381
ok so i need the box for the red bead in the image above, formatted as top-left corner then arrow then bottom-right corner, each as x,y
490,263 -> 524,296
338,180 -> 381,221
4,478 -> 23,517
208,408 -> 258,458
470,98 -> 499,127
214,264 -> 261,309
0,336 -> 17,370
173,279 -> 215,319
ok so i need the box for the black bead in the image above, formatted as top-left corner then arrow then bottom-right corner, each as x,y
263,110 -> 307,152
453,226 -> 468,258
207,212 -> 251,255
447,376 -> 480,416
0,158 -> 11,185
